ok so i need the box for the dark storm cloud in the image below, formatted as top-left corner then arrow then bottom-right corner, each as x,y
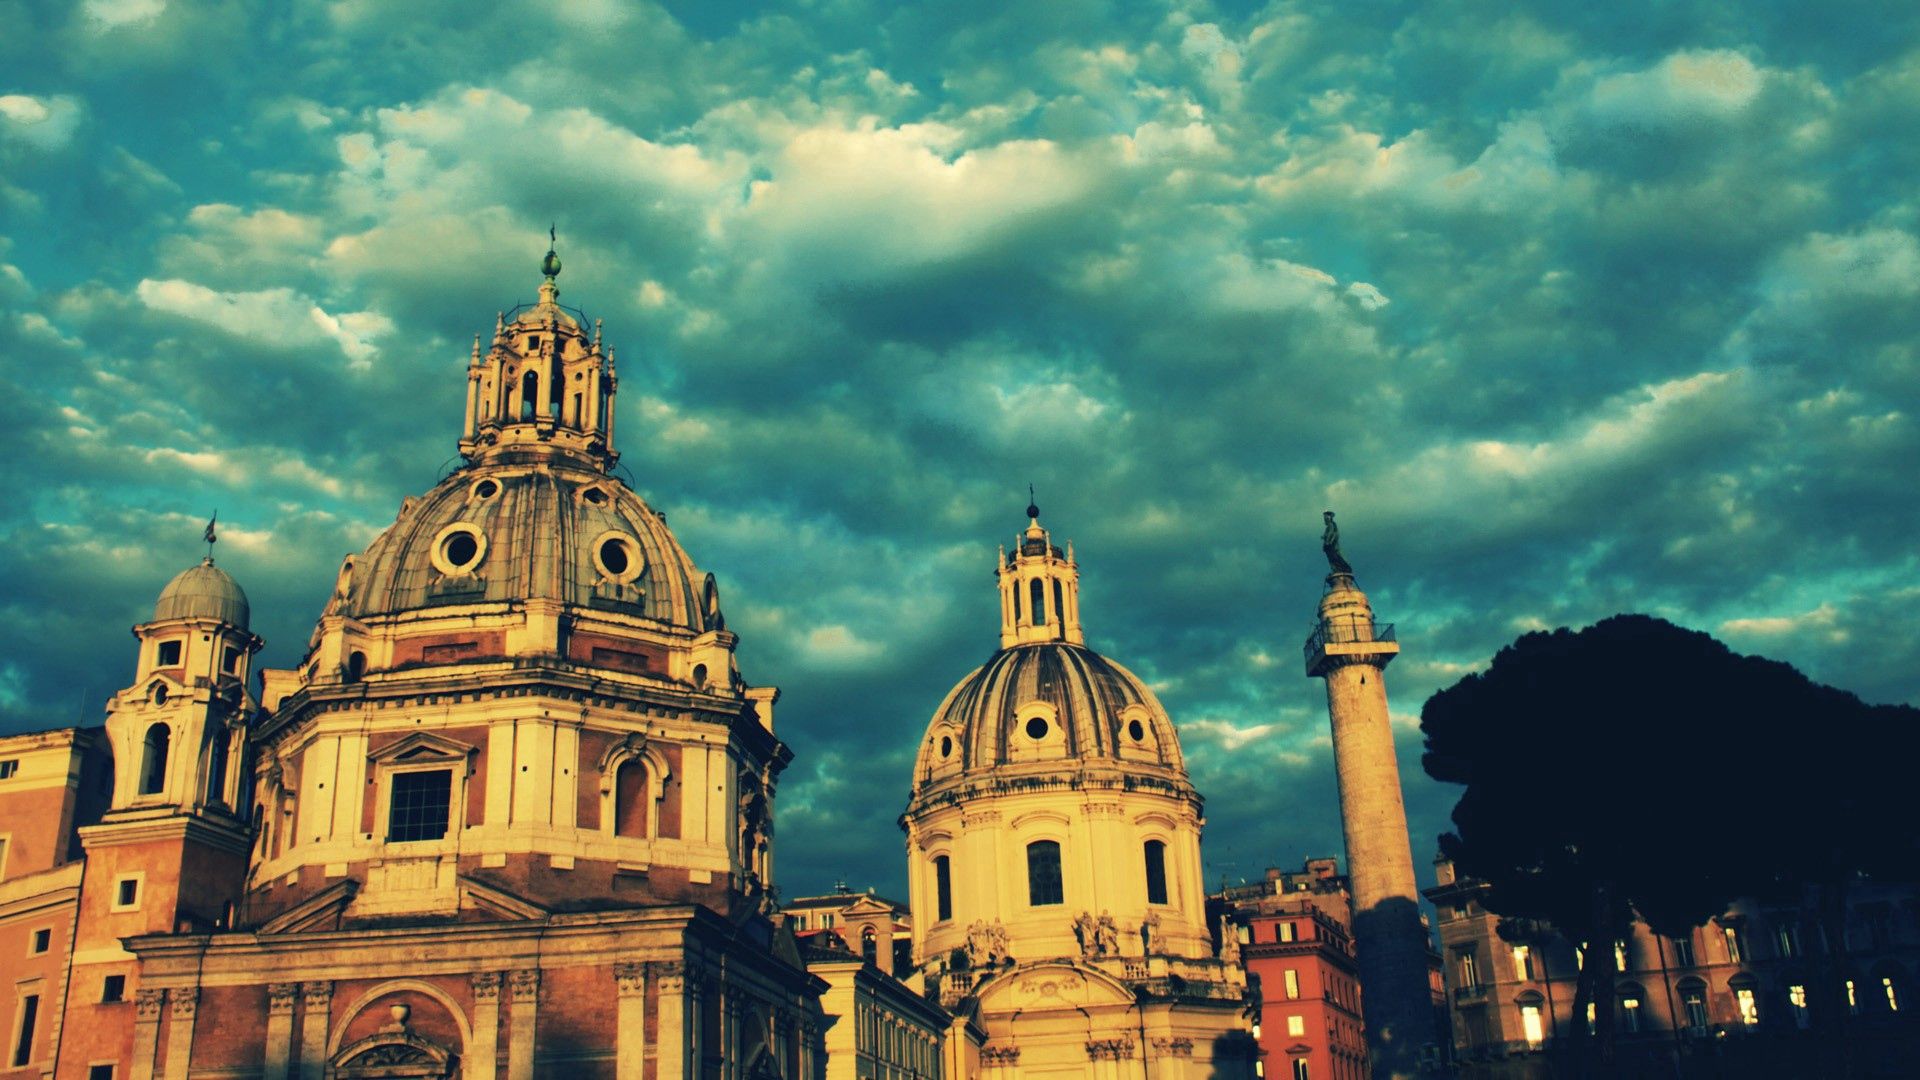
3,0 -> 1916,899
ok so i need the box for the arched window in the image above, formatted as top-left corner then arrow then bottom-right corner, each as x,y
1144,839 -> 1169,905
1029,579 -> 1047,625
614,759 -> 650,837
934,855 -> 953,922
1053,579 -> 1064,629
1026,840 -> 1063,906
139,723 -> 170,795
205,728 -> 230,807
520,370 -> 539,421
1012,581 -> 1022,622
345,651 -> 367,683
861,925 -> 877,962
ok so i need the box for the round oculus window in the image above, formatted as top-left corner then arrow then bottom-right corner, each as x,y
472,478 -> 499,499
429,523 -> 488,576
591,531 -> 645,582
582,487 -> 610,506
939,735 -> 953,758
1128,719 -> 1146,742
1025,716 -> 1049,740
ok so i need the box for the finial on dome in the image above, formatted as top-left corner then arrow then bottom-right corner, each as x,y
541,223 -> 562,282
203,510 -> 218,562
1026,483 -> 1040,523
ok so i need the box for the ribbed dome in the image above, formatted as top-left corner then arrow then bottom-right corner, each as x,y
913,642 -> 1187,783
155,559 -> 250,628
342,460 -> 718,630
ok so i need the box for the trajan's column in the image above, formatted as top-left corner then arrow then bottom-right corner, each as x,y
1304,512 -> 1433,1079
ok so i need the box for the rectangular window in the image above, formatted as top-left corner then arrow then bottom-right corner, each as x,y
1292,1059 -> 1309,1080
1885,977 -> 1900,1012
1614,939 -> 1630,971
1457,949 -> 1480,989
1789,984 -> 1809,1028
1736,988 -> 1759,1026
934,855 -> 953,922
1670,935 -> 1695,967
386,770 -> 452,842
1723,925 -> 1745,962
1683,992 -> 1709,1033
1621,996 -> 1641,1033
30,928 -> 50,954
0,760 -> 16,779
101,975 -> 125,1003
1284,969 -> 1300,1000
1278,921 -> 1297,943
11,993 -> 38,1067
89,1066 -> 114,1080
1026,840 -> 1063,906
156,640 -> 182,666
115,877 -> 139,909
1846,980 -> 1860,1015
1512,944 -> 1533,980
1286,1015 -> 1305,1036
1143,840 -> 1168,905
1775,924 -> 1800,959
222,646 -> 240,674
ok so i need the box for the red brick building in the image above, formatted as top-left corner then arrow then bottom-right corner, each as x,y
1217,860 -> 1371,1080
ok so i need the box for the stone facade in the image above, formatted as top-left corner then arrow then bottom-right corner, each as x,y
900,505 -> 1258,1079
0,256 -> 828,1080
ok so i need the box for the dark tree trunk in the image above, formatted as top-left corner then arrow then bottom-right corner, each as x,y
1814,880 -> 1854,1080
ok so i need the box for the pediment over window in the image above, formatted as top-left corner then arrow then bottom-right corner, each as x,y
369,732 -> 476,765
259,880 -> 360,935
330,1031 -> 456,1078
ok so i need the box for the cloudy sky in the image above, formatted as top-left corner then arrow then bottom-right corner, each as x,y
3,0 -> 1916,900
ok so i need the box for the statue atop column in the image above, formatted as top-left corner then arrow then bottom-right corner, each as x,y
1321,510 -> 1354,576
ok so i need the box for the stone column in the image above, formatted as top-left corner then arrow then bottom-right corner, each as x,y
162,987 -> 199,1080
507,969 -> 540,1080
264,983 -> 297,1080
1307,572 -> 1430,1079
297,981 -> 333,1080
469,973 -> 502,1080
614,962 -> 647,1080
128,989 -> 166,1080
652,961 -> 686,1080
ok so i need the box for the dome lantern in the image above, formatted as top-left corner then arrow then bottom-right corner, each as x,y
997,499 -> 1083,648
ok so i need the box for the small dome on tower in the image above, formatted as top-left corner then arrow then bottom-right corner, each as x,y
154,559 -> 250,629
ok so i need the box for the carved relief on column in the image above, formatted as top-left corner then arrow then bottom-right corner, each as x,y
472,972 -> 503,1003
301,981 -> 334,1009
1086,1036 -> 1134,1061
1150,1036 -> 1194,1058
613,961 -> 647,998
268,983 -> 299,1016
650,959 -> 686,993
981,1046 -> 1021,1066
170,988 -> 200,1019
135,989 -> 167,1022
508,969 -> 542,1004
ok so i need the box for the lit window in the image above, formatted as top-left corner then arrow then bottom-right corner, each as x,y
1284,969 -> 1301,1000
1681,986 -> 1708,1033
1026,840 -> 1063,906
934,856 -> 952,922
1573,946 -> 1583,971
1287,1015 -> 1305,1036
1512,944 -> 1533,980
1885,977 -> 1900,1012
1621,994 -> 1642,1033
1614,940 -> 1630,972
1585,1001 -> 1596,1035
1846,980 -> 1860,1015
1456,949 -> 1480,989
1734,987 -> 1758,1026
1520,1004 -> 1545,1048
1789,984 -> 1810,1028
386,770 -> 452,842
1278,921 -> 1296,943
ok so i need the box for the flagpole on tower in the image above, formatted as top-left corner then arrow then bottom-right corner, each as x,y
204,511 -> 218,562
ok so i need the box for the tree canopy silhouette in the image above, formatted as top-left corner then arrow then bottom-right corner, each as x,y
1420,613 -> 1919,1067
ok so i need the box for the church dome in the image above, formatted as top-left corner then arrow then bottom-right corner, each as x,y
342,459 -> 718,630
915,642 -> 1186,782
155,558 -> 250,629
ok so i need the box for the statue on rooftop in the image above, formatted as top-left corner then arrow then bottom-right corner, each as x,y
1322,510 -> 1354,576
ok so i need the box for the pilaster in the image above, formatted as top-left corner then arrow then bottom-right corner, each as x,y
162,987 -> 198,1080
613,962 -> 647,1080
507,968 -> 540,1080
653,961 -> 686,1080
264,983 -> 297,1080
469,972 -> 502,1080
297,981 -> 332,1080
129,989 -> 165,1080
